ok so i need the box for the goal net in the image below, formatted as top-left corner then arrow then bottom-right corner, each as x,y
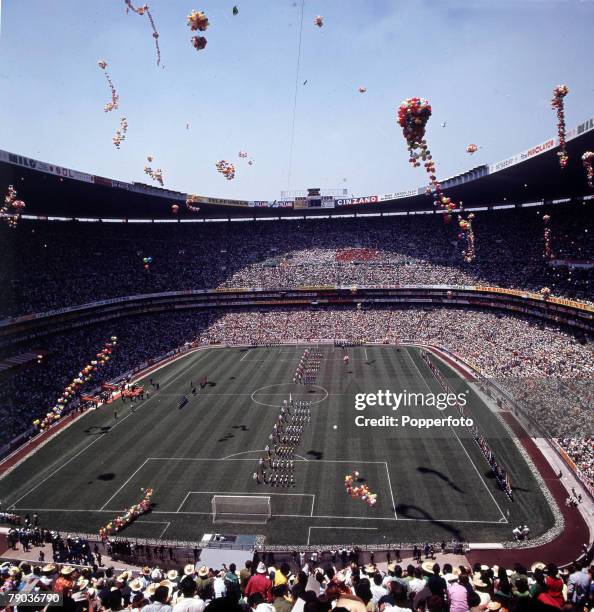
211,495 -> 272,524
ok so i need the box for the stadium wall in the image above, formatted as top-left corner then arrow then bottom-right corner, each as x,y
1,286 -> 592,347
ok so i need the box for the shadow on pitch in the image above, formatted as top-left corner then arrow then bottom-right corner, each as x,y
395,503 -> 462,540
417,467 -> 464,494
84,426 -> 112,436
306,450 -> 324,460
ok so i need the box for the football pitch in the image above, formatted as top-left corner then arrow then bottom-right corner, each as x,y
1,345 -> 555,546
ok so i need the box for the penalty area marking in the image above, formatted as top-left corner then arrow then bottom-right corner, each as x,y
251,383 -> 328,408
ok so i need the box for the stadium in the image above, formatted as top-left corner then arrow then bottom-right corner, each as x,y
0,2 -> 593,611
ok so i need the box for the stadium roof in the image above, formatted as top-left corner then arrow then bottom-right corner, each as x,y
1,115 -> 593,220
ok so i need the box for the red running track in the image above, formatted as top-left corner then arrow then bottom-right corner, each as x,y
467,413 -> 588,567
427,345 -> 588,565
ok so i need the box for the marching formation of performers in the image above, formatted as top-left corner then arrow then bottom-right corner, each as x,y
293,348 -> 323,385
420,350 -> 514,500
253,397 -> 312,488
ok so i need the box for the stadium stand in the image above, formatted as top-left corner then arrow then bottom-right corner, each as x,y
0,541 -> 593,611
0,123 -> 593,599
1,205 -> 592,318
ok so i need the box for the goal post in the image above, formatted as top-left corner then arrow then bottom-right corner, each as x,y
211,495 -> 272,524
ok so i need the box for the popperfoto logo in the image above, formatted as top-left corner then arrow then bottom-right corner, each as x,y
353,389 -> 474,429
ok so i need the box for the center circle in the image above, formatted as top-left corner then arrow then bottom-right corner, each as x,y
251,383 -> 329,408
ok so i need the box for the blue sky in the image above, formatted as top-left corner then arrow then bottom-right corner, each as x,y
1,0 -> 593,200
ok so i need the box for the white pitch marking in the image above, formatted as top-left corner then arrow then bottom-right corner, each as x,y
240,349 -> 251,362
384,462 -> 398,520
10,506 -> 509,524
405,349 -> 508,524
8,349 -> 211,510
99,458 -> 150,511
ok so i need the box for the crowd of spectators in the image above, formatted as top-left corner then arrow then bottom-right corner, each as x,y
1,205 -> 592,318
1,304 -> 591,487
0,311 -> 217,446
1,551 -> 594,611
199,307 -> 593,486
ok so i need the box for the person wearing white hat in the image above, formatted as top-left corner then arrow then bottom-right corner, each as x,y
244,562 -> 272,603
448,572 -> 471,612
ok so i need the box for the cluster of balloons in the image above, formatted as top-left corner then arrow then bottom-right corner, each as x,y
397,98 -> 455,217
99,488 -> 153,539
358,86 -> 367,94
344,471 -> 378,507
314,15 -> 324,27
144,156 -> 164,186
1,185 -> 26,229
142,256 -> 153,270
97,60 -> 119,113
542,214 -> 553,259
186,194 -> 201,212
188,10 -> 209,51
32,337 -> 118,432
551,85 -> 569,169
113,117 -> 128,149
458,212 -> 476,263
540,287 -> 552,299
466,143 -> 479,154
397,98 -> 433,169
216,160 -> 236,180
238,151 -> 255,167
582,151 -> 594,188
124,1 -> 161,66
397,97 -> 478,259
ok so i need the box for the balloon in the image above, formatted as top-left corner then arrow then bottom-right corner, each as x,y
551,85 -> 569,169
113,117 -> 128,149
543,214 -> 553,259
97,60 -> 119,113
466,143 -> 478,154
187,10 -> 209,31
314,15 -> 324,27
582,151 -> 594,188
124,1 -> 161,66
186,194 -> 201,212
1,185 -> 26,228
358,86 -> 367,93
144,159 -> 164,186
233,6 -> 239,15
215,160 -> 236,180
191,36 -> 207,51
171,204 -> 180,214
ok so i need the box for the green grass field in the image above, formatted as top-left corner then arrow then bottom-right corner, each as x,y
0,345 -> 555,546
